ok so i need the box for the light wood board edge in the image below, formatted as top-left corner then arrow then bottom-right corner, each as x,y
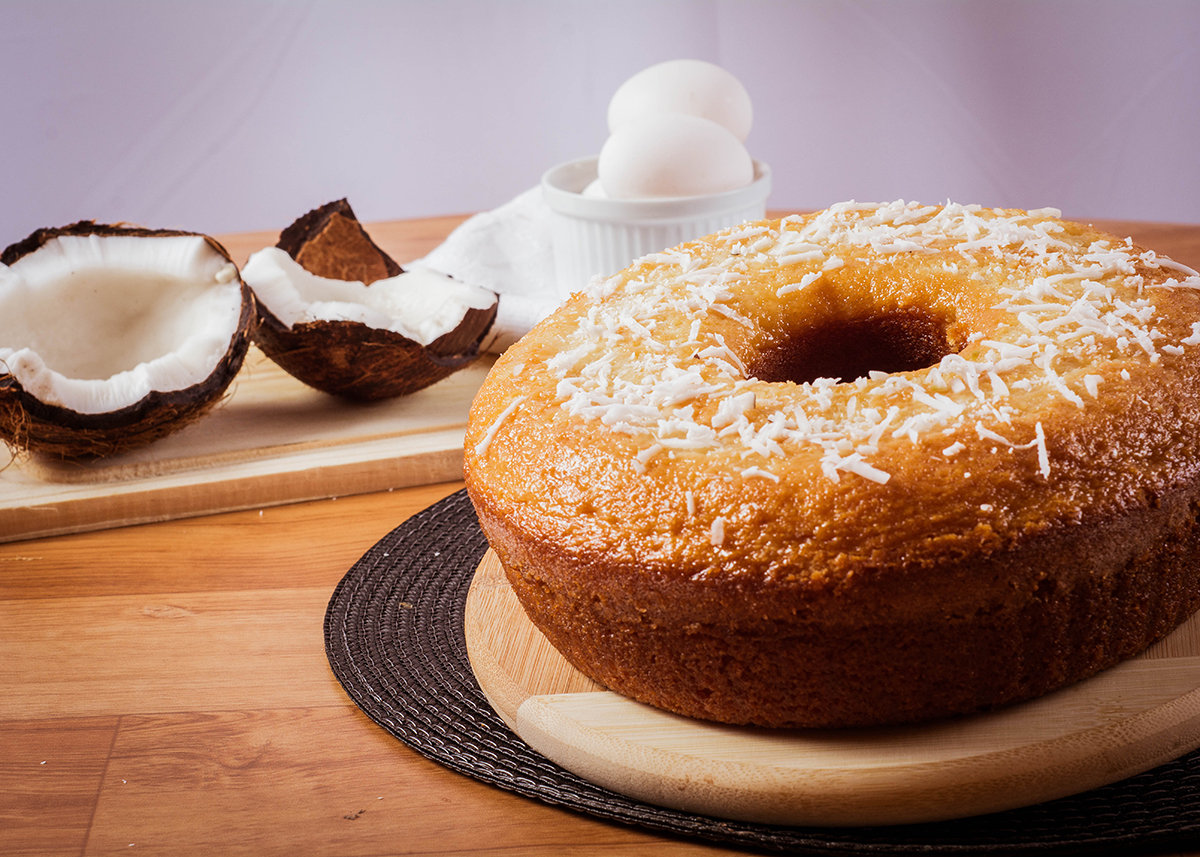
465,549 -> 1200,826
0,431 -> 464,543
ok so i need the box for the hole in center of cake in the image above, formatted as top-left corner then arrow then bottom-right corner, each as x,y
750,307 -> 956,385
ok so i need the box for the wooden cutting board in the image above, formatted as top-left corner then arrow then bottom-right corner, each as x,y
0,347 -> 492,543
0,216 -> 490,545
465,549 -> 1200,827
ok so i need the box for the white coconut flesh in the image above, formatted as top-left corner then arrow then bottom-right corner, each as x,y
241,247 -> 496,346
0,234 -> 244,415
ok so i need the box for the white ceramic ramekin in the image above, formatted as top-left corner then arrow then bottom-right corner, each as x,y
541,156 -> 772,299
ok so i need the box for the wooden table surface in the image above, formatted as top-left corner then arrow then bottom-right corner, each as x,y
3,212 -> 1200,856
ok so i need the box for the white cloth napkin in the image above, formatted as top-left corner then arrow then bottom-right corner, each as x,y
405,187 -> 561,353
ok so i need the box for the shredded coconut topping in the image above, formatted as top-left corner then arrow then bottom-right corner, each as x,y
543,201 -> 1200,485
475,395 -> 526,457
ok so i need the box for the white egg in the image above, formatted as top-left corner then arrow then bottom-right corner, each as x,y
597,113 -> 754,199
607,59 -> 753,142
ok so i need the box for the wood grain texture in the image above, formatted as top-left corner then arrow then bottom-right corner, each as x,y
1,587 -> 342,720
0,717 -> 118,857
0,483 -> 743,856
467,549 -> 1200,827
86,706 -> 736,857
0,482 -> 460,600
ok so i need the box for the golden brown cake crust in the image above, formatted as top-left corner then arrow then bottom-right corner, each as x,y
464,202 -> 1200,728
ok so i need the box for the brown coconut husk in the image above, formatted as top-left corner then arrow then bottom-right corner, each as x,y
252,200 -> 496,400
0,222 -> 256,460
276,198 -> 402,284
253,301 -> 496,401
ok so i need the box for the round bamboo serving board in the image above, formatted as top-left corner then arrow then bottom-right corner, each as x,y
464,549 -> 1200,827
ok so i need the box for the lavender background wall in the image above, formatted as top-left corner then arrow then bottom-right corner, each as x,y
3,0 -> 1197,247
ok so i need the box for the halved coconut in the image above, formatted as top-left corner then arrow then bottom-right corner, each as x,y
243,200 -> 498,400
0,222 -> 255,458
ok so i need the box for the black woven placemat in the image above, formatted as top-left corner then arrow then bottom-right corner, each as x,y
324,488 -> 1200,855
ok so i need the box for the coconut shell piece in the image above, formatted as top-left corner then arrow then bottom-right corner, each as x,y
251,200 -> 497,400
0,222 -> 256,459
253,301 -> 497,401
0,346 -> 249,459
276,198 -> 401,285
